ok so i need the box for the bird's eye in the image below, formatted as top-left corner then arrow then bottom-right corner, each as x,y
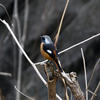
42,37 -> 45,40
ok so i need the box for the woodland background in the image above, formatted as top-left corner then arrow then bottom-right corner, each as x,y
0,0 -> 100,100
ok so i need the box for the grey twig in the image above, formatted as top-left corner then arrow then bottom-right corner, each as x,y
81,48 -> 88,100
90,81 -> 100,100
0,72 -> 12,77
87,58 -> 100,88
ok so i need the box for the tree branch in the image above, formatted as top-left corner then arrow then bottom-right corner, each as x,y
65,72 -> 85,100
42,62 -> 85,100
54,0 -> 69,47
90,81 -> 100,100
43,62 -> 58,100
0,72 -> 11,77
81,48 -> 88,100
14,86 -> 35,100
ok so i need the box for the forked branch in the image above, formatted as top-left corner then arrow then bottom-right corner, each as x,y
42,62 -> 85,100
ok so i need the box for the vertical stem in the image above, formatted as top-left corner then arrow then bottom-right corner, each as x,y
12,0 -> 22,100
44,63 -> 58,100
48,79 -> 57,100
22,0 -> 29,47
16,50 -> 22,100
81,48 -> 88,100
16,0 -> 29,100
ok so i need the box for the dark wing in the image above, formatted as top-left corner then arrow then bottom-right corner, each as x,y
43,43 -> 59,62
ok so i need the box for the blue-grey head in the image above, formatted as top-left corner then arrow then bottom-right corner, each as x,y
40,35 -> 53,44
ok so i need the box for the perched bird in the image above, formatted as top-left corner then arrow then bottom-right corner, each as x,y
40,35 -> 63,72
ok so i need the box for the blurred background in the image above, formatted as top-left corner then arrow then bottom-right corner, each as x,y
0,0 -> 100,100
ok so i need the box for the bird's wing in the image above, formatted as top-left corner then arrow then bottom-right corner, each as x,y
43,43 -> 59,61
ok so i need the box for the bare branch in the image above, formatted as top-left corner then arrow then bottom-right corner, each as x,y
43,63 -> 57,100
81,48 -> 88,100
59,33 -> 100,54
0,72 -> 12,77
0,4 -> 12,25
63,72 -> 85,100
0,88 -> 6,100
12,0 -> 22,100
87,89 -> 97,96
90,81 -> 100,100
14,86 -> 35,100
43,63 -> 84,100
13,0 -> 21,43
54,0 -> 69,47
61,71 -> 72,83
87,58 -> 100,88
59,76 -> 69,100
0,18 -> 47,86
22,0 -> 29,47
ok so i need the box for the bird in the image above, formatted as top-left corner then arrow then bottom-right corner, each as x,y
40,35 -> 63,72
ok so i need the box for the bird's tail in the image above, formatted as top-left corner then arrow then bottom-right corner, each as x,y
55,60 -> 63,72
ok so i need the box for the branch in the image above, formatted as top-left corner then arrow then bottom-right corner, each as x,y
43,62 -> 85,100
59,73 -> 69,100
65,72 -> 85,100
0,88 -> 6,100
13,0 -> 21,43
0,4 -> 12,24
14,86 -> 35,100
87,58 -> 100,88
81,48 -> 88,100
0,72 -> 12,77
43,63 -> 58,100
90,81 -> 100,100
12,0 -> 22,100
22,0 -> 29,47
0,19 -> 47,86
54,0 -> 69,47
58,33 -> 100,54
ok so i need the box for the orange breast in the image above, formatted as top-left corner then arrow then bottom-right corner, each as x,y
40,43 -> 52,60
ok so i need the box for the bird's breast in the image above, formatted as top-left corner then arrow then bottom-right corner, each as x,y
40,43 -> 52,60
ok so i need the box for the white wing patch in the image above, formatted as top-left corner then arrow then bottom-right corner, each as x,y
47,50 -> 52,54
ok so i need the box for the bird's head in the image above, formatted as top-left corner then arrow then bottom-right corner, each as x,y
40,35 -> 53,44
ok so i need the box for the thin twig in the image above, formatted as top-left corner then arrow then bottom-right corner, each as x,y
0,72 -> 12,77
0,19 -> 62,100
59,33 -> 100,54
55,0 -> 69,47
90,81 -> 100,100
87,89 -> 97,96
0,4 -> 12,25
14,0 -> 21,43
0,19 -> 47,86
60,77 -> 69,100
12,0 -> 17,87
81,48 -> 88,100
15,86 -> 35,100
22,0 -> 29,47
16,1 -> 29,99
35,33 -> 100,65
13,0 -> 22,100
87,58 -> 100,88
